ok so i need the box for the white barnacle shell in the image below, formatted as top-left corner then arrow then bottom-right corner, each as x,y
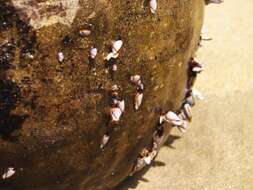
164,111 -> 180,122
144,156 -> 152,165
106,52 -> 113,61
58,52 -> 64,62
100,134 -> 110,149
79,29 -> 91,36
90,47 -> 98,59
2,167 -> 15,179
112,40 -> 123,54
149,0 -> 157,14
135,92 -> 143,110
112,64 -> 118,71
159,115 -> 165,124
106,52 -> 119,61
118,100 -> 125,112
192,66 -> 204,72
26,52 -> 34,59
183,103 -> 192,121
130,75 -> 141,84
164,111 -> 184,126
110,107 -> 122,122
111,99 -> 118,107
138,83 -> 144,91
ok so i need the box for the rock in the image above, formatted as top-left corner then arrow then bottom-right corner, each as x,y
0,0 -> 204,190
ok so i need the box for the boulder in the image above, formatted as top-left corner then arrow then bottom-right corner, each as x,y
0,0 -> 204,189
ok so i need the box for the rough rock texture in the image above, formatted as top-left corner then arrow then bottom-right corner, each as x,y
0,0 -> 203,190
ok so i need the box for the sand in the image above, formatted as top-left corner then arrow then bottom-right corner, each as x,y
118,0 -> 253,189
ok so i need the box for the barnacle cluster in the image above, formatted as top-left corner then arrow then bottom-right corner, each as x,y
0,0 -> 205,189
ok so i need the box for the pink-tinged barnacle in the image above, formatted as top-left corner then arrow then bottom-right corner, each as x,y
149,0 -> 157,14
134,92 -> 143,110
90,47 -> 98,59
183,103 -> 193,121
112,39 -> 123,54
57,51 -> 64,63
2,167 -> 15,179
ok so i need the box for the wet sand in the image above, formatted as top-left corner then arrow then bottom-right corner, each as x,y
118,0 -> 253,189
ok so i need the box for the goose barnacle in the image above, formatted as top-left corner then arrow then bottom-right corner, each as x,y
110,107 -> 123,122
130,156 -> 146,176
137,83 -> 144,92
106,52 -> 119,61
112,37 -> 123,54
130,75 -> 141,85
134,92 -> 143,110
177,112 -> 189,133
189,57 -> 204,74
185,91 -> 196,107
106,52 -> 119,75
100,134 -> 110,149
182,103 -> 192,121
79,29 -> 91,36
2,167 -> 15,179
130,143 -> 158,176
57,51 -> 64,63
159,111 -> 185,127
187,57 -> 204,88
90,47 -> 98,59
159,115 -> 165,125
178,111 -> 188,121
149,0 -> 157,14
112,64 -> 118,71
192,66 -> 204,73
130,75 -> 144,110
118,100 -> 125,113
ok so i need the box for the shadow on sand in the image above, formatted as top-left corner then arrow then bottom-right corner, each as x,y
112,135 -> 181,190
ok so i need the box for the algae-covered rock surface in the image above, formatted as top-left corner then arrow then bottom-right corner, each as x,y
0,0 -> 203,189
